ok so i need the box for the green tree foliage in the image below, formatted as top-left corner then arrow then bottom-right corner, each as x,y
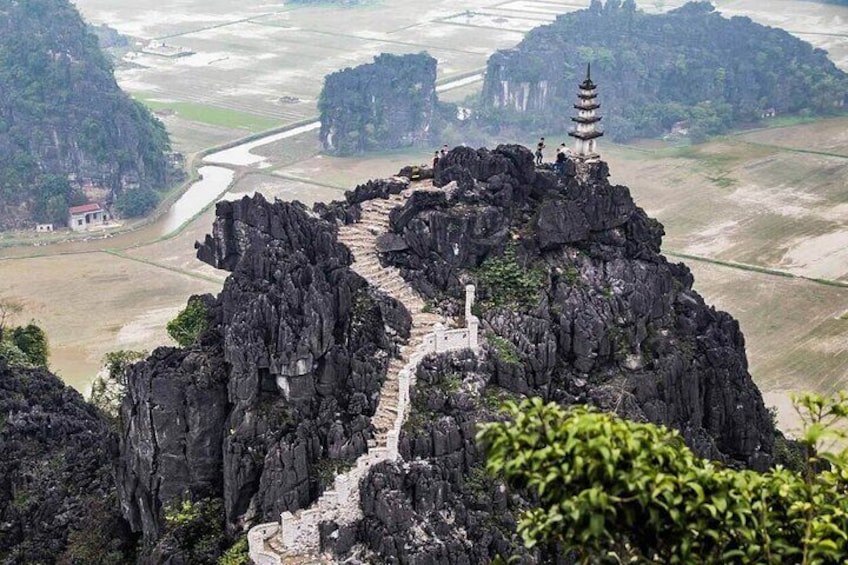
89,349 -> 147,419
0,300 -> 49,368
0,298 -> 23,339
116,186 -> 159,218
475,246 -> 545,309
10,323 -> 49,367
32,175 -> 87,225
217,537 -> 249,565
0,0 -> 170,228
161,498 -> 227,564
167,297 -> 209,347
479,1 -> 848,141
479,395 -> 848,564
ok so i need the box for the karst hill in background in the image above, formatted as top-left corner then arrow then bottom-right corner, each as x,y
0,0 -> 171,229
480,1 -> 847,140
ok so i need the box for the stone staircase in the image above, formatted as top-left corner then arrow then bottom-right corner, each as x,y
249,186 -> 446,564
340,191 -> 443,441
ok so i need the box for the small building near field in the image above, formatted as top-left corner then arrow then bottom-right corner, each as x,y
36,224 -> 54,233
69,203 -> 108,232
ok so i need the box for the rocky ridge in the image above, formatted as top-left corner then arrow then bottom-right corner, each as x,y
314,145 -> 779,562
0,141 -> 780,563
117,195 -> 412,559
0,360 -> 131,564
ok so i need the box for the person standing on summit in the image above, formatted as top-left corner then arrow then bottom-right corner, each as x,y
535,137 -> 546,165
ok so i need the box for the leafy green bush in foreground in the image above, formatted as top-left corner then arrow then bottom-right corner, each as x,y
479,395 -> 848,564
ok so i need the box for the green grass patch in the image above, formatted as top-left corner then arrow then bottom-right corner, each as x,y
137,98 -> 281,132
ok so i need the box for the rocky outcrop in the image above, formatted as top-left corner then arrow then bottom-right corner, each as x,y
380,144 -> 774,468
118,194 -> 408,552
319,53 -> 438,156
0,360 -> 132,564
324,352 -> 542,564
118,144 -> 777,561
116,343 -> 229,542
314,146 -> 779,562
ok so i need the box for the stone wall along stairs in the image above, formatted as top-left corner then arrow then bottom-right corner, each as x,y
248,185 -> 477,563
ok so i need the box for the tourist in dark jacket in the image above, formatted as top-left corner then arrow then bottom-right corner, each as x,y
535,137 -> 546,165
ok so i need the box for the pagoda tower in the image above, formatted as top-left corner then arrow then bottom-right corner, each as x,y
568,63 -> 603,159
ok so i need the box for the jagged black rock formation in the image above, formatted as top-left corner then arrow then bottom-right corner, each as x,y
117,194 -> 410,554
0,0 -> 171,229
0,360 -> 132,564
379,144 -> 774,468
322,352 -> 546,564
319,53 -> 438,156
315,146 -> 778,563
110,144 -> 778,562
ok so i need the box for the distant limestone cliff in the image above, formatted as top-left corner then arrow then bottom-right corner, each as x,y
0,0 -> 171,229
319,53 -> 438,156
480,0 -> 847,140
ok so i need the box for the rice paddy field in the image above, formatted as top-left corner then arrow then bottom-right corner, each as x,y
0,0 -> 843,433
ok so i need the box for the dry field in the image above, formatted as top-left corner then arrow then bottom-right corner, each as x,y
0,252 -> 220,391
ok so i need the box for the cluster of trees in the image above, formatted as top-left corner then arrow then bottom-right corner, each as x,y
0,299 -> 49,368
0,0 -> 171,228
480,395 -> 848,563
479,1 -> 847,141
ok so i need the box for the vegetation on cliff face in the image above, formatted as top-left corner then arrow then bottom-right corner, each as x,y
0,0 -> 171,229
481,396 -> 847,563
480,1 -> 847,141
0,300 -> 49,369
318,53 -> 438,155
0,361 -> 134,564
166,296 -> 209,347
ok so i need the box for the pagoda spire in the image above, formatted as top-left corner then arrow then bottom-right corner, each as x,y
568,63 -> 603,159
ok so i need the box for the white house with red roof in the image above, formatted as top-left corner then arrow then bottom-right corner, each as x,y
68,203 -> 108,232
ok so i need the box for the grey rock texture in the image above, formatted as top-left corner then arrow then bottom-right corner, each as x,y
323,148 -> 777,565
382,144 -> 774,468
118,194 -> 408,548
116,145 -> 778,562
0,360 -> 131,564
324,353 -> 542,565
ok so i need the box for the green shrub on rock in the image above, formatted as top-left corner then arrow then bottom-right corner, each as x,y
167,297 -> 209,347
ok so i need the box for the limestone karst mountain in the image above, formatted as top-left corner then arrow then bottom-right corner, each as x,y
480,1 -> 848,140
1,144 -> 782,563
0,0 -> 171,229
319,53 -> 440,156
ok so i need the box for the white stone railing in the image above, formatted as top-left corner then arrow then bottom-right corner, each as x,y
247,523 -> 281,565
248,291 -> 480,563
